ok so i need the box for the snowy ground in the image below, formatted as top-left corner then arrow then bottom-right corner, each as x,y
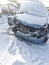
0,15 -> 49,65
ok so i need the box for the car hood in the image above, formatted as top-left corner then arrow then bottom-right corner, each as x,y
16,13 -> 47,28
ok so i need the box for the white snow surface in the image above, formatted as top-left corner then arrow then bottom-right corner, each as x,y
0,15 -> 49,65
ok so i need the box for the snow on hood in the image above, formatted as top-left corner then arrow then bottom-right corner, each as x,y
16,0 -> 48,27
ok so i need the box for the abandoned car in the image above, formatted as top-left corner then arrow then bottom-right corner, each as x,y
8,1 -> 49,44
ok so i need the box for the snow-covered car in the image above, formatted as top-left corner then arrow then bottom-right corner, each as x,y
8,1 -> 49,44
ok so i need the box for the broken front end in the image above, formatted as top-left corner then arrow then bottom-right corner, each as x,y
8,17 -> 49,44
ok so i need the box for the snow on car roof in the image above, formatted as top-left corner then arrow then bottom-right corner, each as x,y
16,0 -> 48,27
19,1 -> 48,17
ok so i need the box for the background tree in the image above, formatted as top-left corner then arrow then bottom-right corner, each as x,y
7,0 -> 20,15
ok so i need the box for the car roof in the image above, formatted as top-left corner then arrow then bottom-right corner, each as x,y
16,1 -> 48,27
19,1 -> 48,17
